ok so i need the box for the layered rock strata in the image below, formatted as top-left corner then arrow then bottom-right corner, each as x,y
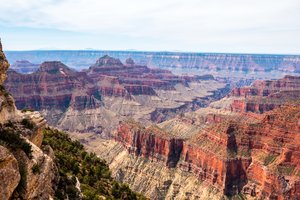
5,55 -> 228,135
5,50 -> 300,73
102,76 -> 300,199
10,60 -> 39,74
229,75 -> 300,113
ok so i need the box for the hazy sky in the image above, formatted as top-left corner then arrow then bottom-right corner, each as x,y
0,0 -> 299,54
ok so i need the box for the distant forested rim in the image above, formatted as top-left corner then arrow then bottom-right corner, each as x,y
42,128 -> 146,200
5,50 -> 300,72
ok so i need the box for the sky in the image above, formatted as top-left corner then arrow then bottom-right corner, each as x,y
0,0 -> 299,54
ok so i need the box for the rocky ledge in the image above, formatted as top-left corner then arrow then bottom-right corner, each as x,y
0,40 -> 58,200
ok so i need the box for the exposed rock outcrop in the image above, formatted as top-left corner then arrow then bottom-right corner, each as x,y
0,39 -> 59,200
0,39 -> 9,85
0,145 -> 20,200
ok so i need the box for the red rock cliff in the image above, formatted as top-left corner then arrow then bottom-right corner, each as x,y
115,99 -> 300,199
229,75 -> 300,113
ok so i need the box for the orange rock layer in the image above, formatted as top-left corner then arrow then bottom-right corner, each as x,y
230,75 -> 300,113
115,100 -> 300,199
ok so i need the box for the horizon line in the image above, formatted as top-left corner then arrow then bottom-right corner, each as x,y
4,49 -> 300,57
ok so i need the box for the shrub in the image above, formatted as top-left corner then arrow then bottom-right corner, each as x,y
21,118 -> 36,130
21,108 -> 34,113
32,163 -> 41,174
277,165 -> 295,176
4,120 -> 14,128
264,154 -> 277,166
0,126 -> 32,158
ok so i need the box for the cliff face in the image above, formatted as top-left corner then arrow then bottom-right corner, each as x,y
0,40 -> 58,200
115,122 -> 184,168
5,55 -> 227,134
0,41 -> 9,85
113,104 -> 300,199
108,75 -> 300,199
229,75 -> 300,113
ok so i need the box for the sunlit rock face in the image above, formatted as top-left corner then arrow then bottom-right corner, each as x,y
5,41 -> 300,199
5,55 -> 228,135
0,40 -> 58,200
97,75 -> 300,199
229,75 -> 300,113
0,39 -> 9,85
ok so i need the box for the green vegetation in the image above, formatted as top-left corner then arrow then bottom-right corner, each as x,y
228,193 -> 246,200
0,122 -> 32,158
42,128 -> 146,200
239,149 -> 251,157
277,165 -> 295,176
0,85 -> 10,98
21,118 -> 36,130
21,108 -> 34,113
263,154 -> 277,166
32,163 -> 41,174
227,149 -> 237,158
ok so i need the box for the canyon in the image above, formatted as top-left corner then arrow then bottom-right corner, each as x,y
74,75 -> 300,199
3,44 -> 300,200
4,56 -> 228,136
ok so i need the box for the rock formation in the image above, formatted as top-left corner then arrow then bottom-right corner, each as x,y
229,75 -> 300,113
91,75 -> 300,199
0,39 -> 10,85
5,55 -> 228,135
4,39 -> 300,199
10,60 -> 39,74
0,39 -> 58,200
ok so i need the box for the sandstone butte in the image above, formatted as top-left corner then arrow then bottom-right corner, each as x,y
5,55 -> 215,109
113,74 -> 300,199
4,54 -> 228,135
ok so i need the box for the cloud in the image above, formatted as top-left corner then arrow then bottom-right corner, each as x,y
0,0 -> 299,53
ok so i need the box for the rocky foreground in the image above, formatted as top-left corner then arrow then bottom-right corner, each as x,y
0,39 -> 58,199
84,75 -> 300,199
5,55 -> 228,136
